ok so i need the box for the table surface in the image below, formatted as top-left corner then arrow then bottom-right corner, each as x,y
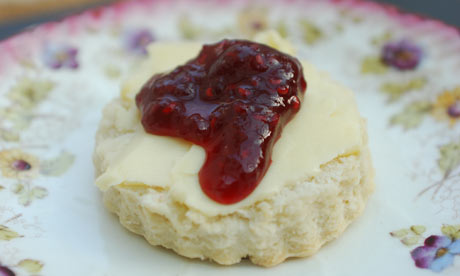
375,0 -> 460,27
0,0 -> 459,41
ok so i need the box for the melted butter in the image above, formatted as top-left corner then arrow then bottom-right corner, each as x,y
96,31 -> 363,216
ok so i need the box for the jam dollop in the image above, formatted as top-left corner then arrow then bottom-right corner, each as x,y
136,39 -> 307,204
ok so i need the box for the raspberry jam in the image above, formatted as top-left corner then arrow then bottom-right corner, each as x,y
136,39 -> 307,204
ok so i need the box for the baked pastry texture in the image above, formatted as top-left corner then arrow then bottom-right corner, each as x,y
93,32 -> 374,267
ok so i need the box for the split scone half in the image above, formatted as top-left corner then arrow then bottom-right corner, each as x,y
93,31 -> 375,267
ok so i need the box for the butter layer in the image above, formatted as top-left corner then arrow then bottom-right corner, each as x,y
96,31 -> 364,216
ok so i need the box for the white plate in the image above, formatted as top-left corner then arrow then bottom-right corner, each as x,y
0,0 -> 460,275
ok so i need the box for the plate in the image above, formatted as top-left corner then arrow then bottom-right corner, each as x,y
1,0 -> 460,275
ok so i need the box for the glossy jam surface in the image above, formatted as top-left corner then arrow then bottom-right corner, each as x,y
136,39 -> 306,204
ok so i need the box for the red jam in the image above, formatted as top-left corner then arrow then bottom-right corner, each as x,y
136,39 -> 307,204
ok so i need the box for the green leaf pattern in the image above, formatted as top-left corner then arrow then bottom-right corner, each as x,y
380,78 -> 427,102
0,225 -> 22,241
178,15 -> 201,39
438,141 -> 460,174
12,183 -> 48,206
40,151 -> 75,176
0,78 -> 55,142
17,259 -> 44,274
390,225 -> 426,246
276,20 -> 288,38
441,225 -> 460,240
299,19 -> 323,45
361,56 -> 388,74
389,101 -> 432,129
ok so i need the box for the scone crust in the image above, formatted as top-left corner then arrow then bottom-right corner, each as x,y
94,98 -> 374,267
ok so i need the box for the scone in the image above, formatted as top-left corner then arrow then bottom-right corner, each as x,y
93,31 -> 374,267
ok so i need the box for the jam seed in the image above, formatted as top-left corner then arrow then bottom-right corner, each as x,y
210,117 -> 217,129
162,106 -> 173,114
255,54 -> 264,65
227,84 -> 237,90
270,78 -> 282,85
198,54 -> 207,64
205,87 -> 213,97
254,114 -> 268,122
162,102 -> 177,114
234,103 -> 248,114
250,44 -> 259,51
289,96 -> 300,109
277,86 -> 289,95
238,87 -> 251,97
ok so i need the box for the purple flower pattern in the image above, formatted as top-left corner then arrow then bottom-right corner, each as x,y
123,29 -> 154,55
0,265 -> 15,276
411,235 -> 460,272
447,100 -> 460,118
381,40 -> 422,70
42,44 -> 79,70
